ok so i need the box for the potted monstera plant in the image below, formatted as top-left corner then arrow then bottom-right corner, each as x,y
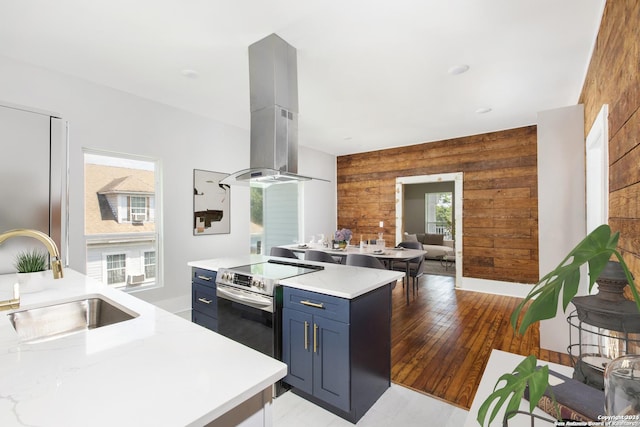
477,224 -> 640,426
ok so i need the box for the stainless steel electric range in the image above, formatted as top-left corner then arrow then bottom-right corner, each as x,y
215,259 -> 323,395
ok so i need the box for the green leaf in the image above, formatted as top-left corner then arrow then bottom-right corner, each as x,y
479,224 -> 640,426
476,355 -> 549,427
511,224 -> 621,335
14,248 -> 48,273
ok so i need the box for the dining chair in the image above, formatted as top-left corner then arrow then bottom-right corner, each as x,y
270,247 -> 299,259
391,241 -> 425,295
345,253 -> 387,270
305,250 -> 339,264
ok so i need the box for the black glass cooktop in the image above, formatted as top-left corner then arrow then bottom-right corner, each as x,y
228,260 -> 323,280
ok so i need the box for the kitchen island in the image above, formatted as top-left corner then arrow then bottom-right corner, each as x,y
0,269 -> 287,427
189,255 -> 404,423
189,254 -> 404,299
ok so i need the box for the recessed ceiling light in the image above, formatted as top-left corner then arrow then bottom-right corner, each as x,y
475,107 -> 492,114
448,64 -> 470,75
181,69 -> 199,79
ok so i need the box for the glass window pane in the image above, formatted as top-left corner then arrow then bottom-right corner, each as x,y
106,254 -> 126,285
144,251 -> 156,279
130,196 -> 147,222
250,186 -> 264,254
254,182 -> 299,255
84,151 -> 160,290
425,192 -> 452,238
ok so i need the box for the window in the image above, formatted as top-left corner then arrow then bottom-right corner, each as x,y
106,254 -> 126,285
250,186 -> 264,254
144,251 -> 156,279
250,182 -> 300,254
129,196 -> 148,222
425,192 -> 452,239
84,150 -> 161,290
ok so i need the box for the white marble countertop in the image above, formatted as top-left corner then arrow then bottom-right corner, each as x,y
0,269 -> 287,427
188,255 -> 404,299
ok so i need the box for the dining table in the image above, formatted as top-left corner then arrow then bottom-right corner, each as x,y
280,244 -> 427,305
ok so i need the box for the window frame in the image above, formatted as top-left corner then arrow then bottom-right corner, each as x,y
83,149 -> 163,292
105,252 -> 127,286
129,195 -> 148,222
252,181 -> 301,255
143,250 -> 156,279
424,191 -> 453,238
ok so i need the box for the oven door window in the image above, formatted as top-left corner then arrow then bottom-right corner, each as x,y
217,295 -> 274,357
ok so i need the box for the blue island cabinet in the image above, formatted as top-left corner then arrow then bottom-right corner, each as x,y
191,267 -> 218,332
282,284 -> 392,423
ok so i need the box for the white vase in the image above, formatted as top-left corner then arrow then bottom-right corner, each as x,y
16,271 -> 48,293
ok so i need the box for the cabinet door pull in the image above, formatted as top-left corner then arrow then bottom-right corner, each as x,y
304,321 -> 309,350
197,297 -> 212,304
197,275 -> 212,281
313,323 -> 318,353
300,300 -> 324,309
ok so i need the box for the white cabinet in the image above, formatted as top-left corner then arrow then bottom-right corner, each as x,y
205,388 -> 273,427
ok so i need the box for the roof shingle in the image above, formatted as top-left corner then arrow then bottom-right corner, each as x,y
85,163 -> 156,235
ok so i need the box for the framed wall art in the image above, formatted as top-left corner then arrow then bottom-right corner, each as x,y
193,169 -> 230,235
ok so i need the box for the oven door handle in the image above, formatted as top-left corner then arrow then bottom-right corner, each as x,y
216,285 -> 274,311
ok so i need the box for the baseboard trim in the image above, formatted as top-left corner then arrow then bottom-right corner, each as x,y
458,276 -> 534,298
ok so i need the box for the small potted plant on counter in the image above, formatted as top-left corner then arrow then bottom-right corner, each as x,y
14,248 -> 49,292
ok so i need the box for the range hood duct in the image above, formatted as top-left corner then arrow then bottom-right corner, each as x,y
222,34 -> 328,186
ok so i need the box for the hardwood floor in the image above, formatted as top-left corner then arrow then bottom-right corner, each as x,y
390,274 -> 573,410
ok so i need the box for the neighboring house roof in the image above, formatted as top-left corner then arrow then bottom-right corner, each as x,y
98,175 -> 154,195
85,163 -> 155,235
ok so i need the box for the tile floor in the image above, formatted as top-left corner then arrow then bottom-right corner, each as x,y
273,383 -> 469,426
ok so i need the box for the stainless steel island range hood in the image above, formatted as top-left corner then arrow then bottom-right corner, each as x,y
222,34 -> 328,186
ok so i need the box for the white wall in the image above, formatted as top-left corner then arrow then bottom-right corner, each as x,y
299,146 -> 337,242
0,55 -> 336,313
537,104 -> 586,353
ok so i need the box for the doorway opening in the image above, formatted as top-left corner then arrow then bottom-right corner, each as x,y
396,173 -> 463,287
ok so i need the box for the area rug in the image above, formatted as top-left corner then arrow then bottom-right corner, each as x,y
423,259 -> 455,277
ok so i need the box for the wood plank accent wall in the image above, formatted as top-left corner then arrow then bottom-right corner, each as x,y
337,126 -> 539,284
579,1 -> 640,292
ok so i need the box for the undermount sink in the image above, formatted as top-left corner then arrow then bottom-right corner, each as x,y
7,295 -> 139,343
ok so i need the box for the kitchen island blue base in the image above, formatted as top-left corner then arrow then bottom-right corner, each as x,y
282,282 -> 392,423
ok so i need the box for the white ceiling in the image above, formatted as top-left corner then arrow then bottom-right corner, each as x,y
0,0 -> 605,156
